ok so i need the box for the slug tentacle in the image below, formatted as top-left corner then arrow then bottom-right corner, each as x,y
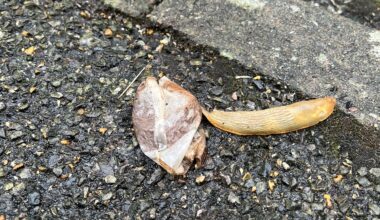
202,97 -> 336,135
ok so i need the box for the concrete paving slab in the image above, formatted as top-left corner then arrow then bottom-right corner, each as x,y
149,0 -> 380,129
103,0 -> 159,17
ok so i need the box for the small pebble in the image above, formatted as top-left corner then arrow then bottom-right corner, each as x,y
333,175 -> 343,183
50,92 -> 63,99
256,181 -> 266,194
246,101 -> 256,110
53,167 -> 63,176
369,203 -> 380,215
80,10 -> 91,19
242,172 -> 252,181
217,77 -> 223,85
24,46 -> 36,55
0,128 -> 6,138
357,167 -> 367,176
307,144 -> 316,151
149,208 -> 156,219
160,36 -> 170,45
0,102 -> 5,111
210,87 -> 223,96
51,80 -> 62,87
220,173 -> 231,185
311,203 -> 324,211
282,162 -> 290,170
29,86 -> 37,93
245,179 -> 255,188
83,187 -> 89,198
227,192 -> 240,204
356,177 -> 371,187
268,180 -> 276,192
4,182 -> 14,191
98,127 -> 108,135
0,167 -> 5,177
28,192 -> 41,205
12,162 -> 24,171
195,175 -> 205,184
190,59 -> 202,66
253,80 -> 264,90
231,92 -> 238,100
147,168 -> 164,185
102,192 -> 113,201
369,168 -> 380,177
60,139 -> 70,145
196,209 -> 206,218
19,168 -> 31,179
324,194 -> 333,208
104,175 -> 117,184
104,28 -> 113,37
9,131 -> 24,140
339,165 -> 350,175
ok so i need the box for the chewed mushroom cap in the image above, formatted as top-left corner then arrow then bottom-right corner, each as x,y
132,76 -> 205,175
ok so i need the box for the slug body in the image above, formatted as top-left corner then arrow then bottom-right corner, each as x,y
202,97 -> 336,135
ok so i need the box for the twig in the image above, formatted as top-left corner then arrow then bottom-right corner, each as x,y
118,66 -> 146,99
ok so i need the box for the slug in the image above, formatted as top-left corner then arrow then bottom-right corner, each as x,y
202,97 -> 336,135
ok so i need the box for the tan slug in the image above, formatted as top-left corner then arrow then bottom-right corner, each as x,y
202,97 -> 336,135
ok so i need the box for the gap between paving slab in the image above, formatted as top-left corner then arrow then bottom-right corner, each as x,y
102,0 -> 380,167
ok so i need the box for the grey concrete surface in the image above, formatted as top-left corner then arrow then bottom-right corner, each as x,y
149,0 -> 380,129
103,0 -> 159,17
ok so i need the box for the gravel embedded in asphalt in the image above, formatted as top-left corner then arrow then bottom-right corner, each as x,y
0,0 -> 379,219
306,0 -> 380,29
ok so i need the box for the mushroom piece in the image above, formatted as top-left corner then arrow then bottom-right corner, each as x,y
132,76 -> 206,175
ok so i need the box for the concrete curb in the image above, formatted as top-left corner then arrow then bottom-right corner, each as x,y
103,0 -> 160,17
148,0 -> 379,129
